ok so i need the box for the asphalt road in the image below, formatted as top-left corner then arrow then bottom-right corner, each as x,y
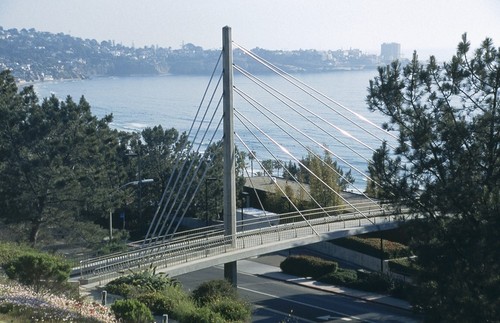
175,255 -> 420,323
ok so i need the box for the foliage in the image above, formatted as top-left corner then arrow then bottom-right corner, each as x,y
279,255 -> 338,278
0,280 -> 116,322
0,70 -> 130,246
96,230 -> 130,256
125,126 -> 190,239
366,34 -> 500,321
208,297 -> 252,322
332,236 -> 411,259
178,305 -> 226,323
191,279 -> 237,306
0,242 -> 37,267
136,288 -> 185,316
388,257 -> 420,276
4,253 -> 71,293
280,254 -> 410,297
353,271 -> 394,293
190,279 -> 251,322
316,268 -> 358,286
110,299 -> 153,323
105,265 -> 179,298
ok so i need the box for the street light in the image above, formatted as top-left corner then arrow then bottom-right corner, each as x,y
109,178 -> 154,241
126,151 -> 145,223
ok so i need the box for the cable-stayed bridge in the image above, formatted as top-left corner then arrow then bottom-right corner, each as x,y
76,27 -> 405,286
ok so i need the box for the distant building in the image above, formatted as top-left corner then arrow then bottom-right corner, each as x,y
380,42 -> 401,63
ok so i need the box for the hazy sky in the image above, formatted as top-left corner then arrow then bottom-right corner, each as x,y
1,0 -> 499,60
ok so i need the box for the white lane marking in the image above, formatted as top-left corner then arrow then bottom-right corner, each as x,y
238,286 -> 377,323
318,315 -> 352,321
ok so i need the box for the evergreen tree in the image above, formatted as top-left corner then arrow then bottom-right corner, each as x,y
0,70 -> 125,246
303,150 -> 345,207
366,34 -> 500,321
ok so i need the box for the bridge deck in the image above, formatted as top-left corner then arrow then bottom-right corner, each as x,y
75,204 -> 410,285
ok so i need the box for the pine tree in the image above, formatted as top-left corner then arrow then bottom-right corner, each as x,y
366,34 -> 500,321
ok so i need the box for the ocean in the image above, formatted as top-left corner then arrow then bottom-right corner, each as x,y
32,70 -> 396,190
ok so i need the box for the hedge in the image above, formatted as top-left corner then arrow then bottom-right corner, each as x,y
388,257 -> 420,276
331,236 -> 410,259
280,255 -> 338,279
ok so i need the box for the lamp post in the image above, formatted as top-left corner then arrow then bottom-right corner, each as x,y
109,179 -> 154,241
126,150 -> 144,223
240,191 -> 249,232
205,177 -> 216,225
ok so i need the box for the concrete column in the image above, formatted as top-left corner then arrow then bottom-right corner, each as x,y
222,26 -> 238,286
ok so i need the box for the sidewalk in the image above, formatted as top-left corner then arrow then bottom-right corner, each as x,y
237,259 -> 412,311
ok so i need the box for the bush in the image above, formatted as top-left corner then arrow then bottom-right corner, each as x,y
318,268 -> 358,286
355,272 -> 394,293
111,299 -> 153,323
0,242 -> 37,267
280,254 -> 338,278
106,267 -> 179,297
191,279 -> 237,306
136,291 -> 173,315
179,305 -> 226,323
168,298 -> 199,322
3,253 -> 71,293
388,257 -> 419,276
209,297 -> 252,322
136,284 -> 189,316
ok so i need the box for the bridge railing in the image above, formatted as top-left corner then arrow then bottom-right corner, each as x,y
76,203 -> 410,284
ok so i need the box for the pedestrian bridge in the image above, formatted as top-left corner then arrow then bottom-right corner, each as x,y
74,27 -> 408,286
76,201 -> 410,285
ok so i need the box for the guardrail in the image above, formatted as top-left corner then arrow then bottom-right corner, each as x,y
76,202 -> 410,285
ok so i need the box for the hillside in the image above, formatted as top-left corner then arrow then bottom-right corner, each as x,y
0,27 -> 381,83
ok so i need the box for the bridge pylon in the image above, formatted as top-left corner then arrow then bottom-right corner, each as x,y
222,26 -> 238,286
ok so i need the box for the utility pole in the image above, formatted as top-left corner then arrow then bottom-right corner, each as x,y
222,26 -> 238,286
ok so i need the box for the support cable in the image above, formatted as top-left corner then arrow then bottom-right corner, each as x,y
235,109 -> 376,224
155,96 -> 223,242
144,52 -> 223,244
235,86 -> 382,207
234,130 -> 321,234
234,83 -> 372,182
147,81 -> 223,243
162,116 -> 224,243
233,42 -> 398,147
234,65 -> 375,161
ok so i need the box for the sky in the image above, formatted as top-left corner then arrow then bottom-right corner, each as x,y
1,0 -> 499,60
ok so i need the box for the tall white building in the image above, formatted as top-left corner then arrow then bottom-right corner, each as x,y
380,43 -> 401,63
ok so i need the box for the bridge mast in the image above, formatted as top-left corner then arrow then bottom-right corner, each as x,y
222,26 -> 238,285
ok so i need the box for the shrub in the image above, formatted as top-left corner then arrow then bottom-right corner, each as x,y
0,242 -> 37,267
388,257 -> 420,276
168,298 -> 203,322
111,299 -> 153,323
318,268 -> 358,286
106,266 -> 179,297
191,279 -> 237,306
3,253 -> 71,293
209,297 -> 252,322
136,291 -> 173,315
354,272 -> 394,293
136,284 -> 189,316
179,305 -> 226,323
280,254 -> 338,278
